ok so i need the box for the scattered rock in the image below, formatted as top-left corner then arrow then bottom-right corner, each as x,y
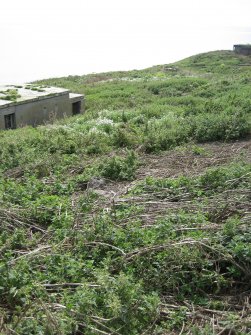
88,177 -> 106,189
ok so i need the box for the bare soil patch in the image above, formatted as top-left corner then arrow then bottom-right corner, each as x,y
82,139 -> 251,225
89,139 -> 251,199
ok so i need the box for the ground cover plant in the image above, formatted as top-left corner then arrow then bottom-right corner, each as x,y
0,89 -> 21,102
0,50 -> 251,334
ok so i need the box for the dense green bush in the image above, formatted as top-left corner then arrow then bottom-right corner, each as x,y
99,150 -> 138,181
189,111 -> 250,141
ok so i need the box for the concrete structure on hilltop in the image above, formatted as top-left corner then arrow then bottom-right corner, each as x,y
0,84 -> 84,130
233,44 -> 251,56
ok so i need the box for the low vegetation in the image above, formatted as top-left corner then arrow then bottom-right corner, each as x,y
0,89 -> 21,102
0,50 -> 250,334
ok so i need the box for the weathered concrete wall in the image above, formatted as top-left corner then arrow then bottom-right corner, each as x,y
0,92 -> 84,129
14,93 -> 71,127
233,45 -> 251,56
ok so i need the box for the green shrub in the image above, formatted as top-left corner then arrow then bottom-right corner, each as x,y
31,194 -> 70,226
100,150 -> 138,180
188,111 -> 250,141
143,116 -> 190,152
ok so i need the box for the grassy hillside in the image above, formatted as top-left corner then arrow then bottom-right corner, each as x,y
0,50 -> 251,334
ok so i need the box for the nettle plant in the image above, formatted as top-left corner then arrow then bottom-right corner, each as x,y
99,150 -> 138,181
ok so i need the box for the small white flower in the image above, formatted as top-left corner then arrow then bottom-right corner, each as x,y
96,117 -> 114,125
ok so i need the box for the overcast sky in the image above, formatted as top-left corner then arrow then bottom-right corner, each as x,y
1,0 -> 251,84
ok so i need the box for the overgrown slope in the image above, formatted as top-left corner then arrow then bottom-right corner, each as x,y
0,50 -> 251,334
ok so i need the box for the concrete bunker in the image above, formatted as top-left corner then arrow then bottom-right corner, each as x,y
0,84 -> 85,130
233,44 -> 251,56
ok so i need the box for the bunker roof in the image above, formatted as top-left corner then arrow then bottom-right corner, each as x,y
69,93 -> 84,100
0,84 -> 69,108
233,44 -> 251,48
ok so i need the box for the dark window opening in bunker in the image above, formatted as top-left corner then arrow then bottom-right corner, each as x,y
5,113 -> 16,129
72,101 -> 81,115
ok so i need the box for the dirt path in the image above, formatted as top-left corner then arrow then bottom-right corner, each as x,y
89,139 -> 251,199
75,139 -> 251,228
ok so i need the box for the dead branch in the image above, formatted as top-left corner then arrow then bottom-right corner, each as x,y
124,238 -> 206,261
1,245 -> 52,268
42,282 -> 100,289
84,241 -> 126,255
